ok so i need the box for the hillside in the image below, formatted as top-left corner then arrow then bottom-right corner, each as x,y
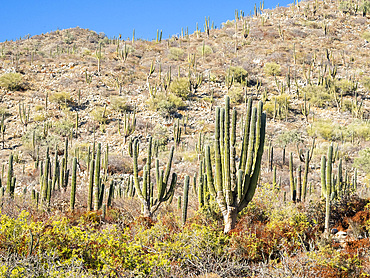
0,0 -> 370,276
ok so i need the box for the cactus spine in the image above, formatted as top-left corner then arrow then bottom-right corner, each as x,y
205,96 -> 266,233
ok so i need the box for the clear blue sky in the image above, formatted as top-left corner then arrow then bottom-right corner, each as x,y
0,0 -> 293,42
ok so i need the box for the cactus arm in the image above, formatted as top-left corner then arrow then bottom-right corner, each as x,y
163,146 -> 174,186
239,98 -> 252,171
205,145 -> 216,197
224,96 -> 232,206
240,112 -> 266,209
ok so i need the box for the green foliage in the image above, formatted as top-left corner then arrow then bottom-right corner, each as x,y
197,44 -> 213,57
353,148 -> 370,174
169,78 -> 190,100
229,66 -> 248,84
263,62 -> 281,76
275,129 -> 301,148
227,85 -> 244,104
110,96 -> 131,113
91,106 -> 110,123
361,76 -> 370,91
147,92 -> 185,116
53,118 -> 74,136
168,47 -> 184,61
152,124 -> 169,148
49,92 -> 72,107
301,85 -> 333,107
308,119 -> 370,142
0,73 -> 24,91
308,120 -> 342,141
335,79 -> 357,95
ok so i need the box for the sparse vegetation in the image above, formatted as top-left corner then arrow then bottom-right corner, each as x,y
0,1 -> 370,276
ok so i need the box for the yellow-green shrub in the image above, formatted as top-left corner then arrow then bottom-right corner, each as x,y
0,73 -> 24,91
263,62 -> 281,76
169,78 -> 190,99
168,47 -> 184,61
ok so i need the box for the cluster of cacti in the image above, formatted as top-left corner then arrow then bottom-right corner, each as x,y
19,103 -> 30,127
201,96 -> 266,233
118,112 -> 136,143
132,137 -> 177,218
301,92 -> 310,121
296,138 -> 315,202
156,29 -> 162,43
95,43 -> 102,73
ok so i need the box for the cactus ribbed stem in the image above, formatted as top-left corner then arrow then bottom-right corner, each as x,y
182,175 -> 190,224
70,157 -> 77,210
94,143 -> 101,211
6,154 -> 13,197
289,152 -> 295,202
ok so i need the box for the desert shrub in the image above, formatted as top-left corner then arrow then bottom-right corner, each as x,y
264,94 -> 290,118
0,73 -> 24,91
197,44 -> 213,57
346,120 -> 370,141
354,148 -> 370,174
49,92 -> 72,107
263,62 -> 281,76
301,85 -> 333,107
360,0 -> 370,14
169,78 -> 190,100
147,92 -> 185,116
228,85 -> 244,104
64,31 -> 75,44
33,113 -> 46,122
91,106 -> 110,123
110,96 -> 131,113
53,118 -> 74,136
229,66 -> 248,84
308,120 -> 342,141
152,124 -> 170,148
35,105 -> 44,111
168,47 -> 184,61
275,129 -> 302,148
221,20 -> 235,28
361,31 -> 370,42
335,79 -> 357,95
361,76 -> 370,90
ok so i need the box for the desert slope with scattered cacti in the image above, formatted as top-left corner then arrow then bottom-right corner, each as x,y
0,0 -> 370,276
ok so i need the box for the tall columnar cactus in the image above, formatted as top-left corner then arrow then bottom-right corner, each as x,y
1,113 -> 5,149
94,143 -> 101,211
87,159 -> 94,211
70,157 -> 77,211
132,138 -> 177,218
204,96 -> 266,233
107,180 -> 114,208
289,152 -> 296,202
174,118 -> 181,146
301,92 -> 310,121
6,154 -> 14,197
118,112 -> 136,143
321,144 -> 333,234
296,165 -> 302,202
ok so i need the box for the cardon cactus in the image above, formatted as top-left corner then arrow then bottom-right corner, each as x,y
133,138 -> 177,218
204,96 -> 266,233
